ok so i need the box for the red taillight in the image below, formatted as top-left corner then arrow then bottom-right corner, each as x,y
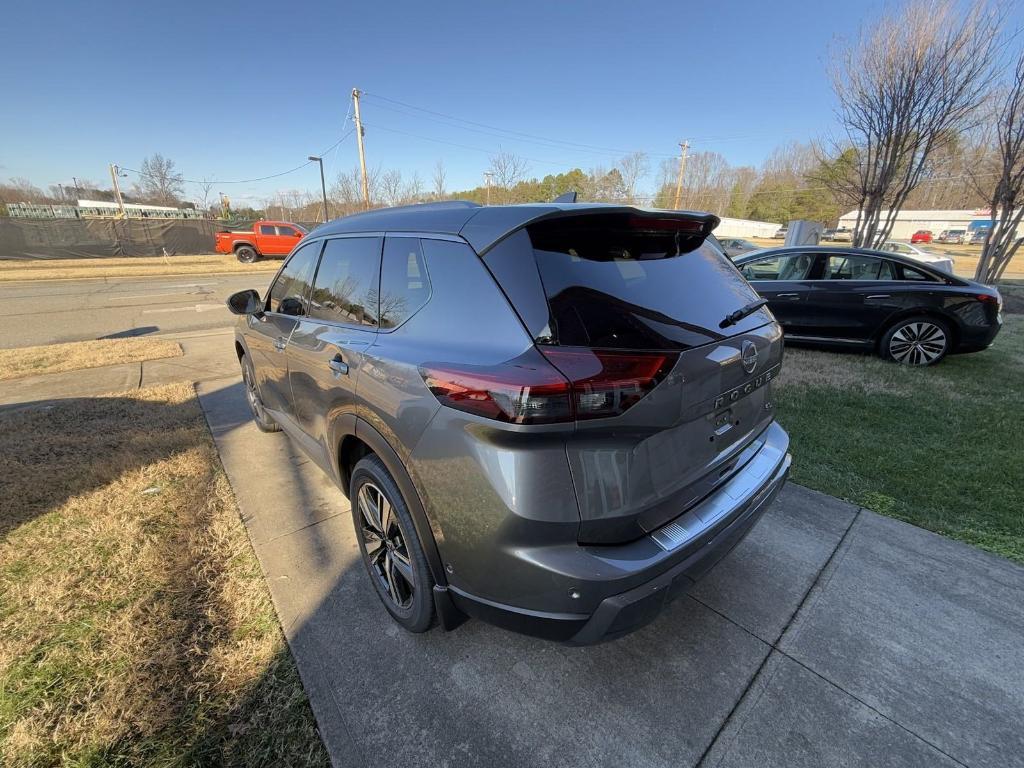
420,349 -> 572,424
420,347 -> 677,424
541,348 -> 677,420
977,293 -> 1001,306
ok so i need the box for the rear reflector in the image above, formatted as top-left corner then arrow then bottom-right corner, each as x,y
420,347 -> 676,424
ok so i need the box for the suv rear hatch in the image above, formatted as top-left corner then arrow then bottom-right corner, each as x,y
483,210 -> 783,544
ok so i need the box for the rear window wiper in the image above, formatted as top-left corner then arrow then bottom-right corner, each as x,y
720,299 -> 769,329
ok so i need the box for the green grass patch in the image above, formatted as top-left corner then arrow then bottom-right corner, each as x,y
775,313 -> 1024,563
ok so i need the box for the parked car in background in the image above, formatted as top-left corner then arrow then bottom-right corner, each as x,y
734,246 -> 1001,366
969,229 -> 990,245
821,228 -> 838,241
717,237 -> 760,257
936,229 -> 966,245
911,230 -> 933,244
772,227 -> 788,240
879,240 -> 955,274
215,220 -> 308,263
831,227 -> 853,242
227,201 -> 791,643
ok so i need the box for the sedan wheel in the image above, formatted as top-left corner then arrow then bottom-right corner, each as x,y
885,319 -> 949,366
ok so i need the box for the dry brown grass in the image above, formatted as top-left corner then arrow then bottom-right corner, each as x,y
0,338 -> 183,381
0,383 -> 328,766
0,254 -> 280,283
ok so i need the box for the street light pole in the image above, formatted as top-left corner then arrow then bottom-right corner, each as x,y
309,155 -> 328,223
483,171 -> 494,206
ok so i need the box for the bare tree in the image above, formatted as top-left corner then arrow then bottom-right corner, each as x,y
488,152 -> 529,202
136,153 -> 185,206
196,178 -> 215,216
824,1 -> 999,248
432,160 -> 447,199
379,169 -> 404,207
974,51 -> 1024,283
617,152 -> 649,204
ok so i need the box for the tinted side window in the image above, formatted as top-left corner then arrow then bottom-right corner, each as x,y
260,224 -> 276,235
308,237 -> 382,326
278,226 -> 297,237
267,242 -> 320,314
899,264 -> 936,281
740,253 -> 814,281
825,255 -> 891,280
380,237 -> 430,329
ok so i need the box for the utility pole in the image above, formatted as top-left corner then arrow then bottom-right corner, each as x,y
109,163 -> 127,218
72,176 -> 82,200
352,88 -> 370,209
483,171 -> 494,205
673,141 -> 690,210
309,155 -> 329,222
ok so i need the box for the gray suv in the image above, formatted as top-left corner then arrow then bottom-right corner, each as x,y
227,202 -> 791,643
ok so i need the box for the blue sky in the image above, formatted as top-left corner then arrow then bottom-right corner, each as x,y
1,0 -> 993,206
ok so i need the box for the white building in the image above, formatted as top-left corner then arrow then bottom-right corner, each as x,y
836,208 -> 1006,239
714,216 -> 781,239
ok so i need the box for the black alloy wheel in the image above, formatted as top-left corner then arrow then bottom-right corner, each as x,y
242,355 -> 279,432
350,455 -> 434,632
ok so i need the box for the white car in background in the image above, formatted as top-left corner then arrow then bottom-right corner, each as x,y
880,241 -> 955,274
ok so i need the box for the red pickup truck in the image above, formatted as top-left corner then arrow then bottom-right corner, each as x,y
215,220 -> 307,263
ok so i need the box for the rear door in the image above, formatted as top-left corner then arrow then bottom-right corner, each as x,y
285,235 -> 383,469
247,240 -> 322,414
801,253 -> 903,341
515,214 -> 784,543
737,251 -> 817,334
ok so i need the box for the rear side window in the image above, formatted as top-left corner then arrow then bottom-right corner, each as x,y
267,241 -> 320,314
380,237 -> 430,329
260,224 -> 276,235
898,264 -> 936,282
826,255 -> 894,280
308,237 -> 382,326
527,214 -> 764,350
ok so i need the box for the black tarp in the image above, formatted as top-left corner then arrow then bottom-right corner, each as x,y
0,218 -> 321,260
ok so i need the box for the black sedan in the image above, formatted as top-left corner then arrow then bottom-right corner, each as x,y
733,246 -> 1002,365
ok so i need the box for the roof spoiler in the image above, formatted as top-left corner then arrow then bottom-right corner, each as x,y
552,191 -> 578,203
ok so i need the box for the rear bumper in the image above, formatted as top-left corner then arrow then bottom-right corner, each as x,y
447,423 -> 791,644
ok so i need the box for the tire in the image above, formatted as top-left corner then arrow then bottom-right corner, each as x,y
241,354 -> 280,432
880,316 -> 951,366
236,245 -> 258,264
350,455 -> 435,633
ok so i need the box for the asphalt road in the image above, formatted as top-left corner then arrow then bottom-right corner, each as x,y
0,272 -> 275,348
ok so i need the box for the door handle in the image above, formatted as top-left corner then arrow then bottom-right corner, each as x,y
776,293 -> 801,301
866,294 -> 891,300
328,356 -> 349,376
273,337 -> 287,351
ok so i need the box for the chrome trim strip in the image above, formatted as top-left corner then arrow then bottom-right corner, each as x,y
650,432 -> 788,553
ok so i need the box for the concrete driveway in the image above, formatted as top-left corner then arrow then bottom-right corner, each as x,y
199,378 -> 1024,768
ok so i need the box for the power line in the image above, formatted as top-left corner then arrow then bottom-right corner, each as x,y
121,128 -> 355,186
361,91 -> 675,158
359,122 -> 577,168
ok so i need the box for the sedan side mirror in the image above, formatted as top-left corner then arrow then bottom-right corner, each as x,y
227,289 -> 263,315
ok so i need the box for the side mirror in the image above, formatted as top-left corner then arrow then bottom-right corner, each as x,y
227,289 -> 262,315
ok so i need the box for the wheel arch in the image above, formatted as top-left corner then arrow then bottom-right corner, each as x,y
337,417 -> 448,588
233,240 -> 257,252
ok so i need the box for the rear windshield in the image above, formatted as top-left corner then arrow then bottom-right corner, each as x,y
526,215 -> 768,350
